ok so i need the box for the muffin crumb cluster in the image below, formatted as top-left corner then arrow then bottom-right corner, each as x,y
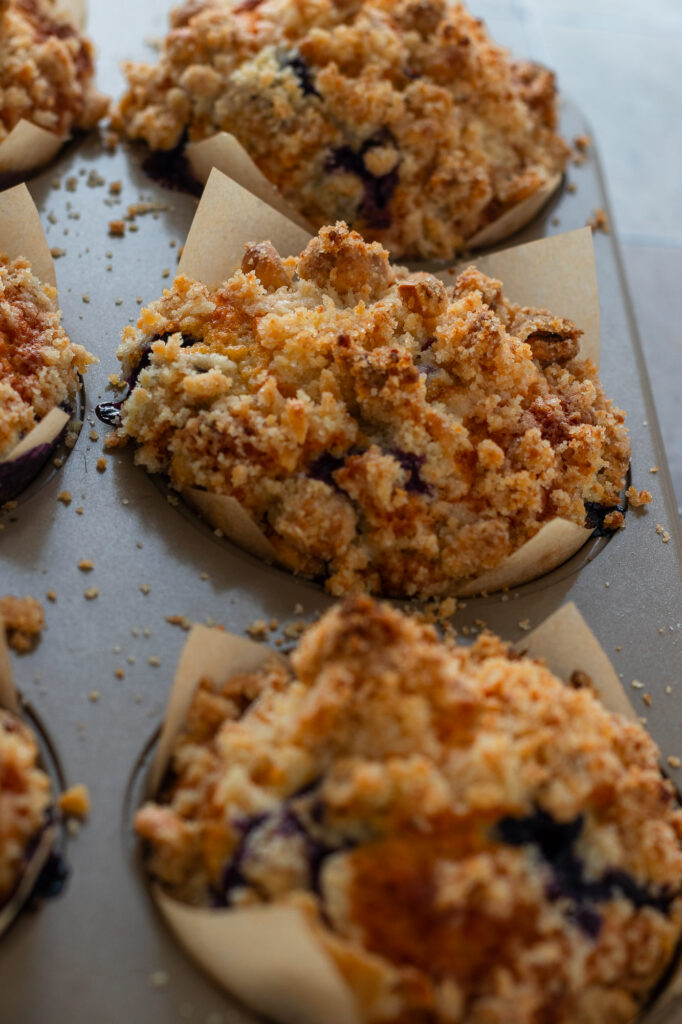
0,0 -> 108,143
137,597 -> 682,1024
0,709 -> 52,908
114,0 -> 568,258
116,223 -> 629,598
0,251 -> 95,461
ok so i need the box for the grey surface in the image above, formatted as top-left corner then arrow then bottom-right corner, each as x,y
0,4 -> 682,1024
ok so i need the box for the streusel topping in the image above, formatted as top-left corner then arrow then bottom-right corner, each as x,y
0,251 -> 95,460
0,0 -> 108,144
114,0 -> 568,258
137,597 -> 682,1024
116,223 -> 628,598
0,708 -> 51,907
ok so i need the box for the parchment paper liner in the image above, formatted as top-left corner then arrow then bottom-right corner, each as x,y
144,602 -> 682,1023
185,132 -> 562,253
0,0 -> 89,177
172,169 -> 600,596
0,625 -> 57,938
0,183 -> 76,484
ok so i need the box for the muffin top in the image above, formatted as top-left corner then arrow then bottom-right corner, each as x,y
137,596 -> 682,1024
114,0 -> 568,259
0,0 -> 108,144
0,708 -> 52,907
0,251 -> 94,460
116,223 -> 628,598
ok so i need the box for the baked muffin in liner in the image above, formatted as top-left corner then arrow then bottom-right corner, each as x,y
113,0 -> 567,259
0,183 -> 96,503
0,0 -> 108,177
0,622 -> 56,936
137,598 -> 682,1024
109,169 -> 629,599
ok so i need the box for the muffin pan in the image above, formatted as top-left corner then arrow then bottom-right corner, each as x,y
0,2 -> 682,1021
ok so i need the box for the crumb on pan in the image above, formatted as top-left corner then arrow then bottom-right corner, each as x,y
117,223 -> 630,599
0,594 -> 44,653
137,597 -> 682,1024
58,783 -> 90,820
113,0 -> 568,259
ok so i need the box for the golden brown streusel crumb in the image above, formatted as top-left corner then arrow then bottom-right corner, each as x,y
603,509 -> 626,530
0,594 -> 44,653
117,224 -> 629,598
77,559 -> 94,572
588,208 -> 610,233
136,597 -> 682,1024
0,251 -> 95,464
57,783 -> 90,820
113,0 -> 568,259
108,220 -> 126,237
0,709 -> 52,904
0,0 -> 108,144
96,456 -> 108,472
626,485 -> 652,508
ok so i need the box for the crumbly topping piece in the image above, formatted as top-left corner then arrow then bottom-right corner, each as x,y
136,597 -> 682,1024
0,594 -> 44,653
117,224 -> 629,598
0,708 -> 52,906
0,0 -> 108,143
57,783 -> 90,820
113,0 -> 568,258
0,250 -> 96,461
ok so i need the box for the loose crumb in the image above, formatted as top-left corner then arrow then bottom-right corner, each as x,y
84,587 -> 99,600
587,208 -> 610,234
109,219 -> 126,237
668,756 -> 681,769
245,619 -> 268,640
46,589 -> 57,602
603,509 -> 625,530
58,490 -> 72,506
626,486 -> 652,508
96,456 -> 108,473
0,595 -> 45,653
139,583 -> 151,595
78,559 -> 94,572
89,690 -> 100,702
58,784 -> 91,819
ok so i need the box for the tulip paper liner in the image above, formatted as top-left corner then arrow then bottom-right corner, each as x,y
184,132 -> 562,254
165,168 -> 603,596
142,602 -> 682,1024
0,625 -> 57,938
0,183 -> 80,503
0,0 -> 89,178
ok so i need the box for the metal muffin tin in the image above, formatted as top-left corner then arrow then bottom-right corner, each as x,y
1,2 -> 682,1020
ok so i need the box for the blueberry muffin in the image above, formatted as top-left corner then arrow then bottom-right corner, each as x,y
0,708 -> 52,909
114,0 -> 568,259
0,250 -> 95,497
137,597 -> 682,1024
113,223 -> 628,598
0,0 -> 107,148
